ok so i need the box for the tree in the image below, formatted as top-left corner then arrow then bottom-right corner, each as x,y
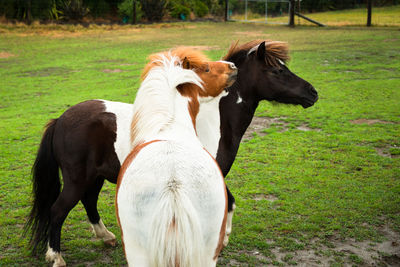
367,0 -> 372,26
140,0 -> 166,22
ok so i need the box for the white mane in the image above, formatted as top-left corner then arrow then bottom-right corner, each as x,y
131,55 -> 203,147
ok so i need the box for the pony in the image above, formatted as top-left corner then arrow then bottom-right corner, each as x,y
25,40 -> 317,266
206,40 -> 318,242
116,53 -> 237,266
25,47 -> 237,267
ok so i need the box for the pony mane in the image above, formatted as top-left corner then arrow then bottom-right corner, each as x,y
141,47 -> 210,80
131,55 -> 203,147
223,39 -> 290,67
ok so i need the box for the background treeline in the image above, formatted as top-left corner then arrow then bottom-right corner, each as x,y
0,0 -> 398,23
0,0 -> 225,23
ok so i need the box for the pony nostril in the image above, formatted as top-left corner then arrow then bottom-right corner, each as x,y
229,63 -> 237,70
308,85 -> 317,96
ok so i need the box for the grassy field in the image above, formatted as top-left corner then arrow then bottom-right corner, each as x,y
230,5 -> 400,27
0,14 -> 399,267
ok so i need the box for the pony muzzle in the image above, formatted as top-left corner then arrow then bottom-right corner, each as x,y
226,69 -> 238,88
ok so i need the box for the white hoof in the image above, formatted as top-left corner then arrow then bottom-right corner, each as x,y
91,219 -> 117,246
224,204 -> 236,247
46,246 -> 66,267
223,232 -> 230,247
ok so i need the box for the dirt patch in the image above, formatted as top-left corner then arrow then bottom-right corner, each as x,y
173,45 -> 220,51
18,67 -> 71,77
93,59 -> 123,64
297,124 -> 321,132
350,119 -> 395,125
119,63 -> 138,66
251,194 -> 278,202
235,31 -> 270,37
243,117 -> 289,140
218,223 -> 400,266
243,117 -> 321,140
384,39 -> 398,42
0,51 -> 15,58
102,68 -> 124,73
375,145 -> 400,158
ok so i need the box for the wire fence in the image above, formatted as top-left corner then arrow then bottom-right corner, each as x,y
227,0 -> 291,25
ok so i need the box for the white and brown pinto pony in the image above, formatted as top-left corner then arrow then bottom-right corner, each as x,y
116,52 -> 237,266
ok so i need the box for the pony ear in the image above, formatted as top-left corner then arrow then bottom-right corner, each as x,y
257,41 -> 266,60
182,57 -> 191,69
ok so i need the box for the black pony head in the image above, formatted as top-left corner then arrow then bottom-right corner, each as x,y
224,40 -> 318,108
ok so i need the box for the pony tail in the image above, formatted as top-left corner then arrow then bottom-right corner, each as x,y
24,119 -> 61,254
148,187 -> 206,267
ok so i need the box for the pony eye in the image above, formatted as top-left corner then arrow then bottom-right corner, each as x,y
205,68 -> 210,73
272,68 -> 283,75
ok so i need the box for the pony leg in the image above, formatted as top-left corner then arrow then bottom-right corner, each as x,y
46,183 -> 83,267
46,245 -> 66,267
224,186 -> 236,247
81,177 -> 116,246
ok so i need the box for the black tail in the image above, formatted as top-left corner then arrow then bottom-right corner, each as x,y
24,119 -> 61,254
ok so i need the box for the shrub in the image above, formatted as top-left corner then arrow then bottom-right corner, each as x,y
59,0 -> 89,21
192,0 -> 208,17
118,0 -> 143,22
139,0 -> 166,22
170,3 -> 191,20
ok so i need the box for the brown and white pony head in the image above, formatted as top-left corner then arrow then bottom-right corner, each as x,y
131,48 -> 237,146
142,47 -> 237,97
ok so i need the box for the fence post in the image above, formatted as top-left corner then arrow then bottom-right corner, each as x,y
225,0 -> 229,21
26,0 -> 32,25
367,0 -> 372,26
289,0 -> 295,27
132,0 -> 137,24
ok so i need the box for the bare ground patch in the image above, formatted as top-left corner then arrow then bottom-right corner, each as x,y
243,117 -> 288,140
350,119 -> 395,125
235,31 -> 270,38
243,117 -> 321,140
218,223 -> 400,266
375,145 -> 400,158
297,124 -> 321,132
0,51 -> 15,58
251,193 -> 279,202
18,67 -> 72,77
174,45 -> 220,51
101,68 -> 124,73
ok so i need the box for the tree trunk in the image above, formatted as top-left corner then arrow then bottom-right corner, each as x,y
26,0 -> 32,25
367,0 -> 372,27
289,0 -> 295,27
225,0 -> 229,21
132,0 -> 137,24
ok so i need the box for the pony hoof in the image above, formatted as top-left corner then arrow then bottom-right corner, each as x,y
52,261 -> 67,267
104,237 -> 117,247
223,234 -> 230,247
46,247 -> 66,267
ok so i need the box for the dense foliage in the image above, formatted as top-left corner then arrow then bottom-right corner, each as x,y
0,0 -> 398,22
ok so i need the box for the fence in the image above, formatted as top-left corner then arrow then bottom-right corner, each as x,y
227,0 -> 291,25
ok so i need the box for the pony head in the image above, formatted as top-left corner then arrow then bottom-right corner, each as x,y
224,40 -> 318,108
131,49 -> 237,145
142,46 -> 237,104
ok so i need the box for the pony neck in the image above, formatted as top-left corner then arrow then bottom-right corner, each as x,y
130,57 -> 203,148
158,92 -> 200,143
230,77 -> 260,113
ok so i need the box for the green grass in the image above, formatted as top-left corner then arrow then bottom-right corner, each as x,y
0,18 -> 399,267
230,5 -> 400,26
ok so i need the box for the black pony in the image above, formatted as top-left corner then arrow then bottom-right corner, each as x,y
25,40 -> 317,266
